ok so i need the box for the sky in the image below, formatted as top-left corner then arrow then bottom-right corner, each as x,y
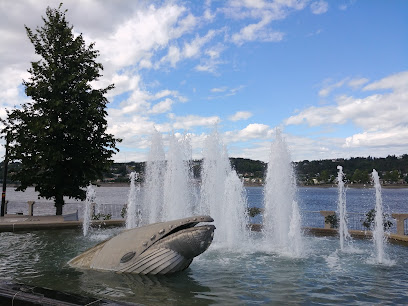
0,0 -> 407,163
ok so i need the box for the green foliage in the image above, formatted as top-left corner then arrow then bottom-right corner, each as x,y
351,169 -> 370,184
248,207 -> 262,217
97,155 -> 408,184
325,214 -> 339,229
383,170 -> 400,182
295,155 -> 408,185
362,209 -> 393,231
230,158 -> 266,178
92,213 -> 112,221
120,204 -> 127,219
318,170 -> 330,183
1,4 -> 120,214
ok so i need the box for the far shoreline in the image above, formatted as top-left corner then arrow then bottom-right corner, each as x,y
5,182 -> 407,189
96,182 -> 408,189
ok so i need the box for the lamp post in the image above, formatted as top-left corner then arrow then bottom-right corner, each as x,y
1,134 -> 9,217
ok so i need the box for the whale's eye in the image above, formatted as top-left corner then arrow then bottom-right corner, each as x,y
120,251 -> 136,263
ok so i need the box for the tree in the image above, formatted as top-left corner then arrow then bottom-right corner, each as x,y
318,170 -> 330,183
383,170 -> 399,183
1,4 -> 120,215
353,169 -> 361,183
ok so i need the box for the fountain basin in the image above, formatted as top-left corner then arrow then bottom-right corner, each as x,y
1,228 -> 408,304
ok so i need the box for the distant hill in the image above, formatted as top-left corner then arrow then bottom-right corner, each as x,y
95,154 -> 408,185
295,155 -> 408,185
2,154 -> 407,185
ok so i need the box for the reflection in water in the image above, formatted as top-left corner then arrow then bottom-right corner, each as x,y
79,270 -> 211,305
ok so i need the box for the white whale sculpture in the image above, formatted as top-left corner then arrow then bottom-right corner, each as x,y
69,216 -> 215,275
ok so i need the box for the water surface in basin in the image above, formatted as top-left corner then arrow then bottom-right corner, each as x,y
1,228 -> 407,305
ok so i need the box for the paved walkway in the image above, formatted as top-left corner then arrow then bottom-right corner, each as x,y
0,214 -> 124,232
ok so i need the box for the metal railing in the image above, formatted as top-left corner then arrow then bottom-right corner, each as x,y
301,211 -> 325,228
301,210 -> 398,234
4,201 -> 126,220
3,201 -> 407,235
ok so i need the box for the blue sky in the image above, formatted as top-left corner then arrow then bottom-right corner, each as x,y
0,0 -> 407,162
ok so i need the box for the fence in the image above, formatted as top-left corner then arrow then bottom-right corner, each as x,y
303,210 -> 401,235
4,200 -> 126,220
3,201 -> 408,236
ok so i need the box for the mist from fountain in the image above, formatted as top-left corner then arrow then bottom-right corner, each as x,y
263,129 -> 303,256
337,165 -> 351,251
143,130 -> 166,224
198,128 -> 249,247
288,200 -> 303,255
372,169 -> 388,264
126,172 -> 141,229
162,133 -> 194,220
83,184 -> 96,236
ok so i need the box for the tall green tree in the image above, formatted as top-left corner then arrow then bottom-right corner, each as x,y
1,4 -> 120,215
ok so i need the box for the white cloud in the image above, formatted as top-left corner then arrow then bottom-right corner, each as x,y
225,0 -> 308,20
92,3 -> 195,70
225,123 -> 273,143
338,0 -> 356,11
287,86 -> 408,131
195,59 -> 223,73
286,71 -> 408,155
318,77 -> 374,97
107,114 -> 156,142
159,29 -> 220,68
239,123 -> 271,138
4,0 -> 396,163
184,30 -> 217,58
229,111 -> 253,121
161,45 -> 181,67
318,78 -> 347,97
348,78 -> 369,89
310,1 -> 329,15
149,98 -> 174,114
231,15 -> 284,45
363,71 -> 408,92
205,43 -> 225,59
168,114 -> 220,130
211,86 -> 228,93
208,85 -> 246,99
344,127 -> 408,148
0,66 -> 30,110
225,0 -> 312,46
108,85 -> 187,119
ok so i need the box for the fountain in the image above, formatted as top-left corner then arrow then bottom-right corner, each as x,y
162,133 -> 194,221
126,172 -> 142,229
337,165 -> 351,251
199,128 -> 249,247
82,184 -> 96,236
143,129 -> 166,224
3,128 -> 408,304
263,129 -> 303,256
371,169 -> 388,264
136,127 -> 250,248
142,131 -> 195,224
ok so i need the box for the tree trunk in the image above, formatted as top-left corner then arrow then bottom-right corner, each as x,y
55,193 -> 64,215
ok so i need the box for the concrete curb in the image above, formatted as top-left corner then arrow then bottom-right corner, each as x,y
1,217 -> 407,245
0,215 -> 124,232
